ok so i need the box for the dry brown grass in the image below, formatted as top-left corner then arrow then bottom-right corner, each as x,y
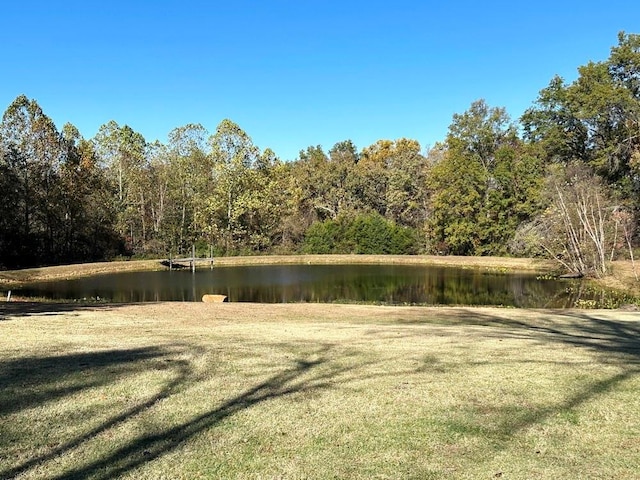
601,260 -> 640,295
0,259 -> 163,286
1,302 -> 639,479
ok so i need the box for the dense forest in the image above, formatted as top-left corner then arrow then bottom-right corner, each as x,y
1,33 -> 639,277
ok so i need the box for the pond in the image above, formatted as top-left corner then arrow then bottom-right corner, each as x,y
10,263 -> 603,308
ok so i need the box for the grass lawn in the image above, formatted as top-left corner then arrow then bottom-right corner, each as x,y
1,302 -> 639,479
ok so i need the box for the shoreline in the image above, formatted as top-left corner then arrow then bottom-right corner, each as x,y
0,254 -> 554,287
1,254 -> 638,299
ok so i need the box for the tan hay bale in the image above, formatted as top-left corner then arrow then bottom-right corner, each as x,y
202,294 -> 228,303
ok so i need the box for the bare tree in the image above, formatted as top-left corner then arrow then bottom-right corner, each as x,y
525,164 -> 632,278
614,208 -> 639,281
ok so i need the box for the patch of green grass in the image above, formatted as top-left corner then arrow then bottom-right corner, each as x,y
1,303 -> 639,479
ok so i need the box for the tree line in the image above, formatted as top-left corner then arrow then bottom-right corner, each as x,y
1,33 -> 639,277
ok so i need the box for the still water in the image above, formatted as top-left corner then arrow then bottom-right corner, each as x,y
13,264 -> 588,308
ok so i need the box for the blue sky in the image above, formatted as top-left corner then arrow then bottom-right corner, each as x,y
1,1 -> 638,160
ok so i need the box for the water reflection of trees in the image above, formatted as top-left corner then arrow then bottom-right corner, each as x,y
229,269 -> 573,307
16,266 -> 630,308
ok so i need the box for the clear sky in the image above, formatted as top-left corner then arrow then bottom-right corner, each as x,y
1,1 -> 638,160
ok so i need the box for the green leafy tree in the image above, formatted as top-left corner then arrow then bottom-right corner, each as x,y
0,144 -> 23,267
327,140 -> 362,215
275,161 -> 314,251
205,119 -> 260,254
426,100 -> 543,255
385,138 -> 429,228
358,138 -> 429,228
241,148 -> 293,252
163,123 -> 212,255
426,147 -> 486,254
357,140 -> 392,216
521,75 -> 589,164
0,95 -> 121,267
0,95 -> 65,265
293,141 -> 361,222
292,145 -> 333,221
522,32 -> 640,193
59,123 -> 121,261
93,121 -> 148,253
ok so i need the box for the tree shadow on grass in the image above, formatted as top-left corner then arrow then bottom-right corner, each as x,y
393,307 -> 640,361
394,308 -> 640,469
559,310 -> 640,358
0,345 -> 194,479
439,362 -> 640,473
464,308 -> 640,361
0,301 -> 139,321
0,347 -> 188,416
0,339 -> 351,480
49,352 -> 342,480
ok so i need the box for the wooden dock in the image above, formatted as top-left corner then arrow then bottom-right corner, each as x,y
161,257 -> 215,272
162,246 -> 215,272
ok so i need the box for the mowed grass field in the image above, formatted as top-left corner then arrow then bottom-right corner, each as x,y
1,302 -> 639,479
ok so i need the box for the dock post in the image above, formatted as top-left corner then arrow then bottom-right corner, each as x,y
191,244 -> 196,273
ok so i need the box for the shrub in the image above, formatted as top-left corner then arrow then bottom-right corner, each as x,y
302,213 -> 419,255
